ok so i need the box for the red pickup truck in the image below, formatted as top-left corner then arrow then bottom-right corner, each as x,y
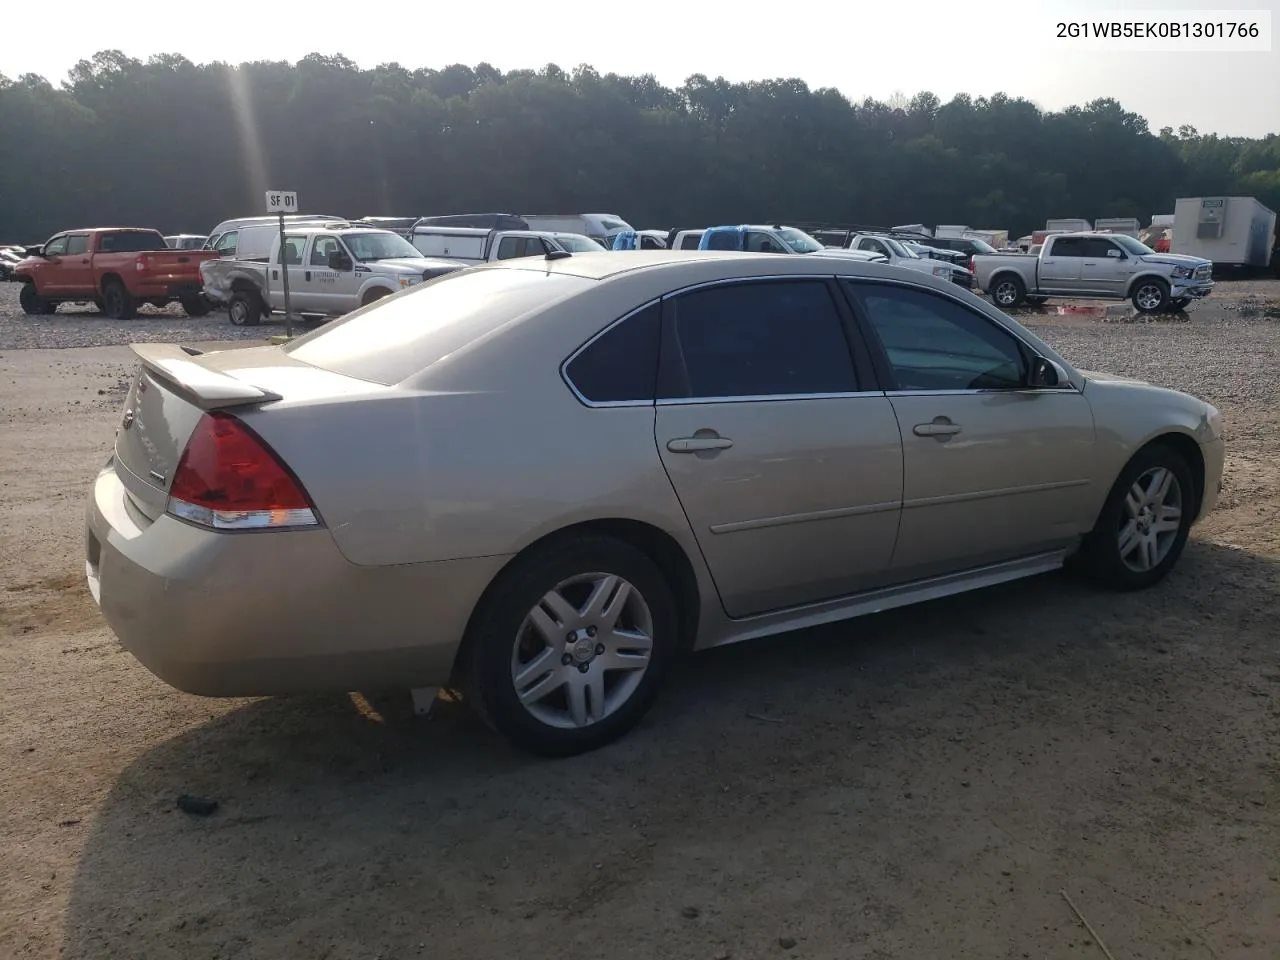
14,228 -> 219,319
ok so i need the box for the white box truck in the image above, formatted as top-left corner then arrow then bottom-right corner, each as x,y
1094,218 -> 1142,238
1046,218 -> 1092,233
1172,196 -> 1276,269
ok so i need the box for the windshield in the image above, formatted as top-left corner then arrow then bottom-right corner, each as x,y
777,228 -> 824,254
342,231 -> 423,261
554,234 -> 607,252
882,237 -> 918,259
1111,234 -> 1156,257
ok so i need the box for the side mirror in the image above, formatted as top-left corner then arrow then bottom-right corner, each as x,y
1028,356 -> 1066,388
328,251 -> 353,271
1106,248 -> 1123,259
24,245 -> 46,258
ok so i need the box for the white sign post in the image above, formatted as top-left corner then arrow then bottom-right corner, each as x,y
265,191 -> 298,336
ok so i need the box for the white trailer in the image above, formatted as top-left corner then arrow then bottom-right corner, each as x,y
1172,196 -> 1276,268
1046,218 -> 1092,233
1094,218 -> 1142,238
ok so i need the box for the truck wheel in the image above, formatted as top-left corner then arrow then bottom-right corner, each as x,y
990,274 -> 1025,308
101,280 -> 137,320
361,288 -> 391,307
181,296 -> 212,317
19,283 -> 56,315
1132,279 -> 1169,313
228,292 -> 262,327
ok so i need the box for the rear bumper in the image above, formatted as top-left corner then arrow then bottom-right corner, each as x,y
129,279 -> 202,300
85,464 -> 509,696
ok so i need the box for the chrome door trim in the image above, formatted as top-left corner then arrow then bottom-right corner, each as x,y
709,499 -> 901,535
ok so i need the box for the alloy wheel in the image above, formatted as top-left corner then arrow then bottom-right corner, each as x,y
510,572 -> 654,729
1117,466 -> 1183,572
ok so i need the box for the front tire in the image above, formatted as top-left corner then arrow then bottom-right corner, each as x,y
1132,278 -> 1170,313
361,287 -> 391,308
465,536 -> 678,756
101,280 -> 136,320
19,283 -> 56,315
990,274 -> 1026,308
1075,443 -> 1195,591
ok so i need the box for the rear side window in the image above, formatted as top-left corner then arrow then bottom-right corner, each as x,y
99,231 -> 168,253
284,268 -> 595,385
660,280 -> 857,400
564,303 -> 660,404
703,231 -> 741,251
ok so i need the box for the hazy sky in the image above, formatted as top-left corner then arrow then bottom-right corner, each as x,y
4,0 -> 1277,137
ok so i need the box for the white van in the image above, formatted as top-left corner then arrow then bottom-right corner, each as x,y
206,216 -> 353,260
519,214 -> 633,245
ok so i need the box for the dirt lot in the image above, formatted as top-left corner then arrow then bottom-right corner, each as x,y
1,281 -> 1278,960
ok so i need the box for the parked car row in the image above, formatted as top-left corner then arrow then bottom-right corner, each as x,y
5,206 -> 1222,320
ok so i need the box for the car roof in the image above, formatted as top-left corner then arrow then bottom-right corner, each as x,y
486,249 -> 931,283
52,227 -> 162,234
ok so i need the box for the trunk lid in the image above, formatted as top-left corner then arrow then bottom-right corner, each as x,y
112,343 -> 375,521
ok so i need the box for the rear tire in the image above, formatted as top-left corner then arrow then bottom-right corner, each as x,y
464,536 -> 678,756
990,274 -> 1026,308
227,291 -> 262,327
1074,443 -> 1195,591
101,280 -> 136,320
19,282 -> 56,315
1132,278 -> 1169,313
181,296 -> 212,317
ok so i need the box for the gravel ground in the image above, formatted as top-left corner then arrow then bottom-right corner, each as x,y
1,278 -> 1278,960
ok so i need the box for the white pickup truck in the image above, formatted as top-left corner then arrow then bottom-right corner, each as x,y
409,226 -> 568,263
972,232 -> 1214,313
200,226 -> 462,326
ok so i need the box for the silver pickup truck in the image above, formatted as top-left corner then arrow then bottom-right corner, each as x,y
201,226 -> 462,326
973,232 -> 1213,313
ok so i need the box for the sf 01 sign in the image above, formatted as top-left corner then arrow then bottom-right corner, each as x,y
265,191 -> 298,214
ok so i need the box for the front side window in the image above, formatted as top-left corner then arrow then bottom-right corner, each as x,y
311,235 -> 341,266
564,303 -> 660,403
214,231 -> 239,255
846,282 -> 1027,392
44,235 -> 69,256
660,280 -> 858,400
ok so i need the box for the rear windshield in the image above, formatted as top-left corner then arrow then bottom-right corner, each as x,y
283,267 -> 594,385
99,231 -> 169,253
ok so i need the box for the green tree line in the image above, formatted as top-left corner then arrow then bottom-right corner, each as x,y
1,50 -> 1277,243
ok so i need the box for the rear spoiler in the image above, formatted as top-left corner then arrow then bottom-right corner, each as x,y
130,343 -> 282,410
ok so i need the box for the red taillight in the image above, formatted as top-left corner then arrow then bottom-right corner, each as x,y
969,255 -> 976,273
166,412 -> 319,530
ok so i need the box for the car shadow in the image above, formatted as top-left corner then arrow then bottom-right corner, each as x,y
59,538 -> 1279,958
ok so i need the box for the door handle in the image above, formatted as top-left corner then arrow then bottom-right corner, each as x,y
667,436 -> 734,453
305,271 -> 312,281
913,420 -> 962,438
